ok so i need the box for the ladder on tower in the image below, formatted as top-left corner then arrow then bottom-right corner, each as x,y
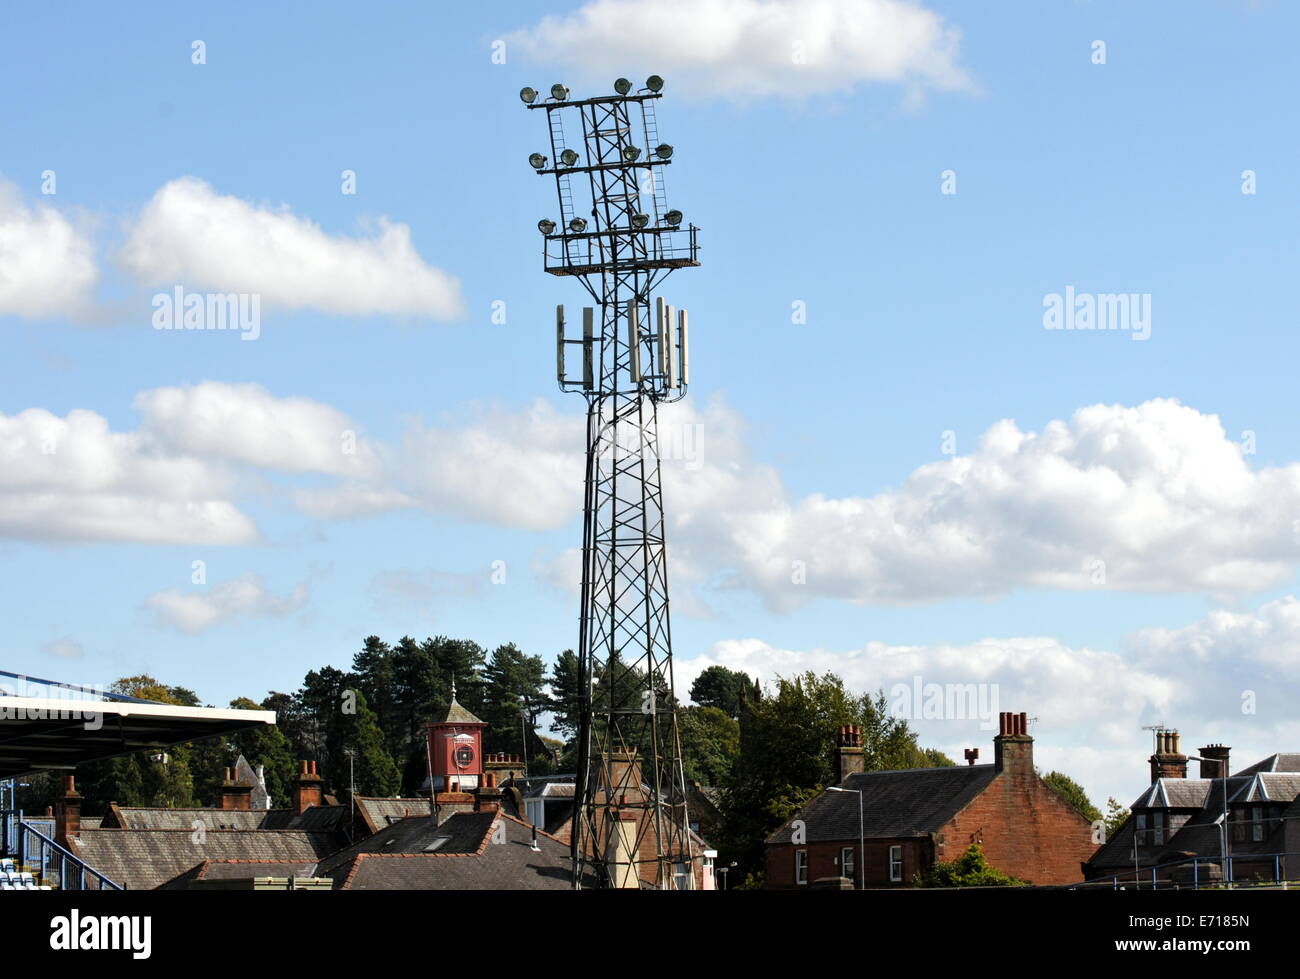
639,99 -> 670,260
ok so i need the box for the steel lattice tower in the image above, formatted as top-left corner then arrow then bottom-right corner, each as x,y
520,77 -> 700,889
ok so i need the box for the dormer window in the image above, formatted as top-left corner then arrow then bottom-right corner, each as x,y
1135,810 -> 1166,846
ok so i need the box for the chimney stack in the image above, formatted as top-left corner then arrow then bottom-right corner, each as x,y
836,725 -> 865,783
993,712 -> 1034,775
1198,743 -> 1230,780
964,748 -> 979,766
474,772 -> 503,813
218,767 -> 253,811
292,760 -> 324,814
1149,730 -> 1188,782
54,775 -> 81,848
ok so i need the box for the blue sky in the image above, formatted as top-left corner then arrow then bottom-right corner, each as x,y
3,0 -> 1299,807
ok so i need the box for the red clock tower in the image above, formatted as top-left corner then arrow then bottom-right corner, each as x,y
424,680 -> 486,793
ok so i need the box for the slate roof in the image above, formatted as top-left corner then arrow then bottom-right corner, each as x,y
767,765 -> 999,845
1132,779 -> 1212,810
430,697 -> 484,726
108,802 -> 351,840
71,828 -> 338,890
1234,753 -> 1300,776
322,814 -> 579,890
354,797 -> 434,833
158,860 -> 323,888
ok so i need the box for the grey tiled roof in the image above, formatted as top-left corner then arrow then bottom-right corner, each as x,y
1132,779 -> 1212,810
325,814 -> 580,890
354,797 -> 433,832
1234,753 -> 1300,776
109,807 -> 267,831
767,765 -> 999,845
72,828 -> 337,890
158,860 -> 322,888
431,698 -> 484,726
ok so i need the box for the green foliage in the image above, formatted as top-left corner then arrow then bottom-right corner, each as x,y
481,642 -> 549,758
716,671 -> 937,883
677,706 -> 739,786
915,843 -> 1027,887
1104,797 -> 1130,840
689,666 -> 754,719
1042,769 -> 1102,823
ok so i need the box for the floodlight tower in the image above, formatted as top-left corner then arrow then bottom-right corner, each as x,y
520,76 -> 700,889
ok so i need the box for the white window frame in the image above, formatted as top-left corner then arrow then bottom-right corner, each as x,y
889,845 -> 903,882
795,849 -> 808,886
840,846 -> 855,882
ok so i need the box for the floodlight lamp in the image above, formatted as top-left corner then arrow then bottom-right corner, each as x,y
528,152 -> 548,169
645,75 -> 664,92
550,83 -> 569,101
560,148 -> 579,167
631,213 -> 649,229
622,145 -> 642,162
519,87 -> 538,104
655,144 -> 674,159
614,77 -> 633,95
664,209 -> 683,226
569,217 -> 587,233
537,219 -> 556,235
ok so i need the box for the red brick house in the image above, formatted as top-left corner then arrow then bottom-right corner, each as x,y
765,712 -> 1098,888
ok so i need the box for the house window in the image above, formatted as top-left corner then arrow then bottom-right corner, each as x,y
889,845 -> 903,882
1135,810 -> 1166,846
1231,805 -> 1274,843
795,850 -> 808,885
840,847 -> 855,882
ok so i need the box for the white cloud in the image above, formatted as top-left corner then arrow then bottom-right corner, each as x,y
135,381 -> 381,477
680,595 -> 1300,809
508,0 -> 972,100
40,636 -> 85,660
660,397 -> 1300,609
0,405 -> 256,545
119,177 -> 463,319
0,181 -> 98,318
298,398 -> 585,528
144,572 -> 309,634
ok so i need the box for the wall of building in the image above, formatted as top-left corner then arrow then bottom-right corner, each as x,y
941,769 -> 1098,885
764,838 -> 928,889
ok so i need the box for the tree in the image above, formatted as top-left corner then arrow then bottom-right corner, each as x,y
228,696 -> 298,808
1042,770 -> 1101,823
481,642 -> 549,760
1103,797 -> 1130,841
915,843 -> 1027,887
717,672 -> 936,883
677,706 -> 740,786
548,649 -> 582,739
689,666 -> 754,719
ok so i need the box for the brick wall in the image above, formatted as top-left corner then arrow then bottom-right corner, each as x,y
765,839 -> 927,889
940,769 -> 1098,885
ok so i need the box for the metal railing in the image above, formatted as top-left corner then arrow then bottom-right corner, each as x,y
0,809 -> 122,890
1083,849 -> 1300,890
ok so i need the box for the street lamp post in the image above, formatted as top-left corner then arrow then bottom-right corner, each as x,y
827,786 -> 864,890
1187,754 -> 1230,887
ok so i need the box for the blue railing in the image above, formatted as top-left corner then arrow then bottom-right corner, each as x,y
1083,850 -> 1299,890
0,809 -> 122,891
